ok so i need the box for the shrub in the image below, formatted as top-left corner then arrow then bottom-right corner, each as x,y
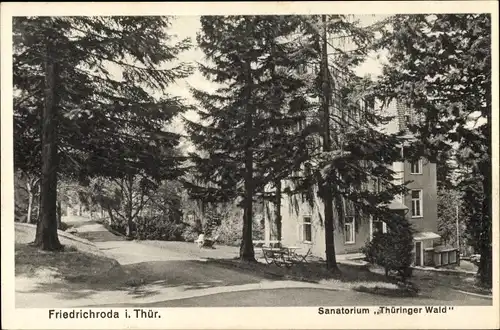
109,218 -> 127,236
362,214 -> 415,282
181,225 -> 200,242
212,213 -> 242,246
135,215 -> 186,241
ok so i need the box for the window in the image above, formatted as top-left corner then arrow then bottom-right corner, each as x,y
372,218 -> 386,234
411,189 -> 423,218
410,159 -> 423,174
344,216 -> 355,244
302,216 -> 312,242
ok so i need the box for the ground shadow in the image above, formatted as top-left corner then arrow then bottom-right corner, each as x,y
16,255 -> 280,304
62,217 -> 126,243
75,230 -> 125,242
202,258 -> 391,284
16,248 -> 491,307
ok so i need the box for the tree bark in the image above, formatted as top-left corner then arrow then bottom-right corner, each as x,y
126,175 -> 134,238
36,183 -> 42,224
27,178 -> 40,224
26,181 -> 33,224
478,109 -> 492,288
321,15 -> 338,271
57,201 -> 62,229
106,207 -> 115,226
240,60 -> 256,262
33,37 -> 63,251
269,45 -> 283,243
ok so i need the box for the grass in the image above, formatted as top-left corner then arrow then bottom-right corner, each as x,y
411,267 -> 492,296
212,258 -> 424,298
208,255 -> 491,299
354,284 -> 418,297
209,257 -> 397,285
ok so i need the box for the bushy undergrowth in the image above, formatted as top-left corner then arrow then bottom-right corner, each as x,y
104,212 -> 264,244
135,216 -> 186,241
362,214 -> 415,282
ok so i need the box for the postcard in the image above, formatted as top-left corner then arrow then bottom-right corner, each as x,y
1,1 -> 498,329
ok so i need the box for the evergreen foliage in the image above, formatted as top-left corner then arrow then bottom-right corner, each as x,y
13,16 -> 192,248
363,214 -> 415,282
373,14 -> 492,287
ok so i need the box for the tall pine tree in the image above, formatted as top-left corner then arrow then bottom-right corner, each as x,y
185,16 -> 313,261
13,16 -> 192,249
284,15 -> 408,270
373,14 -> 492,287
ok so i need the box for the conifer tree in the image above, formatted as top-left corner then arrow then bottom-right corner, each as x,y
285,15 -> 408,271
185,16 -> 313,261
373,14 -> 492,287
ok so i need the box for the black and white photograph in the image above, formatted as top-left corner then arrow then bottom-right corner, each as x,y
1,1 -> 498,329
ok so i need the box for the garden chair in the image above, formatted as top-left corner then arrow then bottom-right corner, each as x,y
200,235 -> 219,249
291,247 -> 312,263
261,247 -> 277,265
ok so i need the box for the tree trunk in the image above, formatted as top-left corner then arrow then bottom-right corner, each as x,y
28,178 -> 40,224
269,47 -> 282,243
36,183 -> 42,224
33,38 -> 63,251
26,182 -> 33,224
275,180 -> 282,241
106,207 -> 115,226
321,15 -> 338,271
56,201 -> 62,229
478,110 -> 492,288
240,60 -> 255,262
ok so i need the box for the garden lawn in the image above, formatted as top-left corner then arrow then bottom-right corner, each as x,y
15,223 -> 131,291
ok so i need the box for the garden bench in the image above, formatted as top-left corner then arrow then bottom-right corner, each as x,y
195,234 -> 219,249
261,246 -> 312,267
261,247 -> 293,267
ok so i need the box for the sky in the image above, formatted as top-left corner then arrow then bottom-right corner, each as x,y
165,15 -> 486,148
165,15 -> 390,143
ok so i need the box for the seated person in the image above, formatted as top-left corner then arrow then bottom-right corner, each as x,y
194,233 -> 205,247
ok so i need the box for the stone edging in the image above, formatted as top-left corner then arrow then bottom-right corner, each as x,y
455,289 -> 493,299
412,266 -> 476,276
